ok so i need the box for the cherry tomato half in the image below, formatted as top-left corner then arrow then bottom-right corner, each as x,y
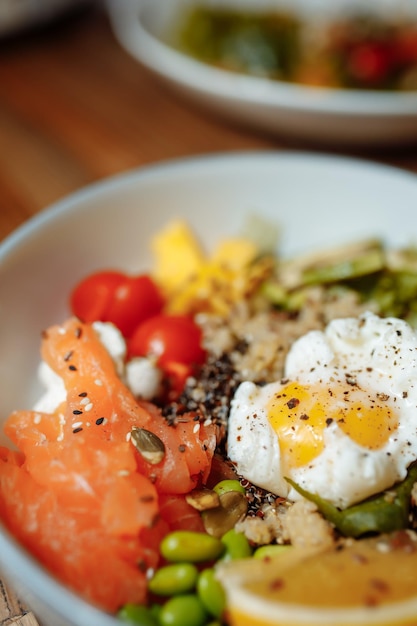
128,314 -> 206,367
106,275 -> 165,338
70,271 -> 165,338
70,270 -> 125,324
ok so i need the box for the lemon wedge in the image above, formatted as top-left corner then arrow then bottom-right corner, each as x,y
216,533 -> 417,626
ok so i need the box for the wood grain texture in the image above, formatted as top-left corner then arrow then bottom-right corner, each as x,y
0,577 -> 38,625
0,3 -> 417,624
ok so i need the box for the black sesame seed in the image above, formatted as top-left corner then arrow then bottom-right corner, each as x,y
69,365 -> 77,371
73,427 -> 83,434
73,410 -> 83,415
96,417 -> 105,425
79,392 -> 88,397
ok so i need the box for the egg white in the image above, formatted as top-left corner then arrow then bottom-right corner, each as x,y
227,312 -> 417,509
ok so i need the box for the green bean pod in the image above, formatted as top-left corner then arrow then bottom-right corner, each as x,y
148,562 -> 199,596
213,479 -> 245,497
158,593 -> 208,626
160,530 -> 225,563
221,528 -> 252,561
117,602 -> 159,626
197,568 -> 226,619
253,544 -> 292,559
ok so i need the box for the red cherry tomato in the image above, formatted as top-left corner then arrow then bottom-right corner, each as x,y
346,42 -> 391,85
70,270 -> 125,324
106,275 -> 165,338
128,314 -> 206,367
70,271 -> 165,338
163,361 -> 194,401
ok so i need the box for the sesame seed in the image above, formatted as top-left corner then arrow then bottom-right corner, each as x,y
69,365 -> 77,371
78,392 -> 88,397
95,417 -> 106,425
33,413 -> 42,425
118,470 -> 130,476
73,409 -> 83,415
193,422 -> 200,434
73,427 -> 83,434
84,403 -> 94,412
72,421 -> 83,429
79,397 -> 90,405
94,379 -> 103,386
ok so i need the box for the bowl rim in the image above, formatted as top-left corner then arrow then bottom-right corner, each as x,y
3,148 -> 417,253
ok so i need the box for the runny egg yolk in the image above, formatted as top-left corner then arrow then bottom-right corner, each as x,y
267,381 -> 399,469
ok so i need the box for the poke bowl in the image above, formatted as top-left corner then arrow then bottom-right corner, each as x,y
2,151 -> 417,626
106,0 -> 417,146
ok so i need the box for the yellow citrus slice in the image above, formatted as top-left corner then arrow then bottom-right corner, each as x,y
216,532 -> 417,626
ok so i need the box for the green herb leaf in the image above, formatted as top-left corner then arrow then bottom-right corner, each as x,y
285,462 -> 417,538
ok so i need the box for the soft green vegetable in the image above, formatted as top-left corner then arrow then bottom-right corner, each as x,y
160,531 -> 225,563
253,544 -> 292,559
117,603 -> 159,626
148,563 -> 199,596
176,6 -> 301,81
220,528 -> 252,561
261,238 -> 417,326
197,568 -> 226,619
301,247 -> 385,285
158,594 -> 208,626
286,462 -> 417,538
213,479 -> 245,497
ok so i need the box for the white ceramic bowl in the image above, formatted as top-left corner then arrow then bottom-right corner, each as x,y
106,0 -> 417,146
1,151 -> 417,626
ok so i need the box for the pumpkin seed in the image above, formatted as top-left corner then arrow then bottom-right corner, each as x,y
130,427 -> 165,465
186,488 -> 220,512
202,490 -> 248,538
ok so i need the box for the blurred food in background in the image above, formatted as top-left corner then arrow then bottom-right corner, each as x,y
175,5 -> 417,91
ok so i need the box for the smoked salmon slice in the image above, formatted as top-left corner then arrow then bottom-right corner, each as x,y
0,318 -> 216,612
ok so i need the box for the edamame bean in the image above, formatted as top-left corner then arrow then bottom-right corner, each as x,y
197,568 -> 226,619
253,544 -> 292,559
117,602 -> 159,626
160,531 -> 225,563
148,563 -> 199,596
213,479 -> 245,497
221,528 -> 252,561
159,593 -> 208,626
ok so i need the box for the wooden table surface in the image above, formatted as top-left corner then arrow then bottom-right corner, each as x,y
1,3 -> 417,623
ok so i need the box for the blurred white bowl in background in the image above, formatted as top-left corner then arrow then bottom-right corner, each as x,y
106,0 -> 417,146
